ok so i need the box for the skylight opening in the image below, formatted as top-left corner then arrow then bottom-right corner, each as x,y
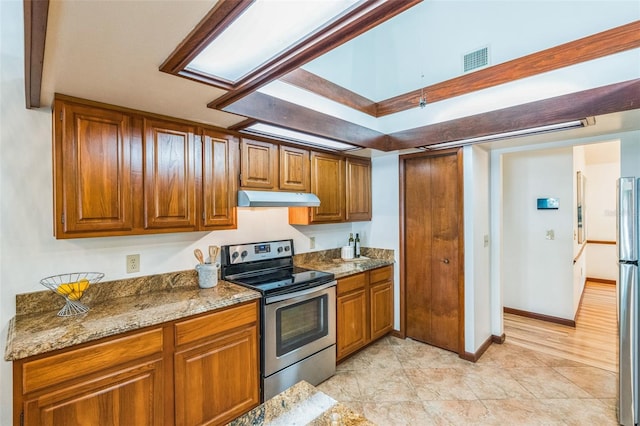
187,0 -> 360,82
243,123 -> 358,151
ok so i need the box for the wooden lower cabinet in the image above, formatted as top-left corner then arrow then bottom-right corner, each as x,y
174,302 -> 259,426
336,266 -> 394,361
23,358 -> 164,426
336,287 -> 368,360
13,301 -> 260,426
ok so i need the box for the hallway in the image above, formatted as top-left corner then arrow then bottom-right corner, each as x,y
504,281 -> 618,372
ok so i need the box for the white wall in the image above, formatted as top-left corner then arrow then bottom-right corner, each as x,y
620,132 -> 640,177
584,142 -> 620,281
463,146 -> 492,353
502,147 -> 575,319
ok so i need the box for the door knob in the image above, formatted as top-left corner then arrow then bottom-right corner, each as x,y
442,258 -> 450,264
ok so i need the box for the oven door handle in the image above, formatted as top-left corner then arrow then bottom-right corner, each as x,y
265,280 -> 337,304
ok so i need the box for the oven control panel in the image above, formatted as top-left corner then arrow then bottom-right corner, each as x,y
224,240 -> 293,264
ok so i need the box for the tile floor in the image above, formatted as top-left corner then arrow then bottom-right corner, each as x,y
317,336 -> 618,425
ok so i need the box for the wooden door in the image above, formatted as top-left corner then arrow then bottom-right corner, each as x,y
23,359 -> 164,426
143,118 -> 197,231
240,138 -> 278,189
345,157 -> 372,221
174,326 -> 259,426
54,101 -> 133,237
403,151 -> 462,353
310,151 -> 345,223
279,145 -> 310,191
201,130 -> 238,230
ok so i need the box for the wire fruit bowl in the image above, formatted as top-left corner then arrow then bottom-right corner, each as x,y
40,272 -> 105,317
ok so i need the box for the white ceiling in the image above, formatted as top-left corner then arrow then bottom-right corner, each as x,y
40,0 -> 640,150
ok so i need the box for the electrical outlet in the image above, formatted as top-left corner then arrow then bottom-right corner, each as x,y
126,254 -> 140,273
309,236 -> 316,249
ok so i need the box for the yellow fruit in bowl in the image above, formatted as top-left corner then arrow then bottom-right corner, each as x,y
56,278 -> 90,300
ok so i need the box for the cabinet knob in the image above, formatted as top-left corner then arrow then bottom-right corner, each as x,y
442,258 -> 450,264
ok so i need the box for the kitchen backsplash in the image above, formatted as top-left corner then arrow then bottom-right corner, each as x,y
293,247 -> 395,264
15,270 -> 199,316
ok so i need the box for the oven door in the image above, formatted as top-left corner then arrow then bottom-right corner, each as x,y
263,281 -> 336,377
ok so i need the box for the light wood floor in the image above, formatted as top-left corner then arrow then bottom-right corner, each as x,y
504,281 -> 618,372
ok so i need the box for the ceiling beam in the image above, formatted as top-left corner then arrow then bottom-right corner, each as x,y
23,0 -> 50,109
386,78 -> 640,150
280,68 -> 378,117
220,92 -> 390,151
208,0 -> 422,110
377,20 -> 640,116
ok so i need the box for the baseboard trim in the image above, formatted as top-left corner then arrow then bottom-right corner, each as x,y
504,307 -> 576,327
491,333 -> 506,344
587,277 -> 616,285
390,329 -> 405,339
459,335 -> 493,363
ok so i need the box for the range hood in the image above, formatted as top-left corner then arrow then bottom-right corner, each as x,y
237,190 -> 320,207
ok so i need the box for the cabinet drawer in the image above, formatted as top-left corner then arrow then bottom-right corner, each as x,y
370,265 -> 392,284
175,301 -> 258,346
337,273 -> 366,295
22,328 -> 163,394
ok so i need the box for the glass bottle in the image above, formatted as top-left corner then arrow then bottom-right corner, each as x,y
354,233 -> 361,258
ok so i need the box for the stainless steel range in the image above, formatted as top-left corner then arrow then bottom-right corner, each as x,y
220,239 -> 336,401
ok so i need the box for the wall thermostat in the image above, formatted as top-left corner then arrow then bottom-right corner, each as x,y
537,198 -> 559,210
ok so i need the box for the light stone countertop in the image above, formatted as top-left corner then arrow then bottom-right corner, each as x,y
228,380 -> 374,426
4,271 -> 260,361
294,247 -> 395,279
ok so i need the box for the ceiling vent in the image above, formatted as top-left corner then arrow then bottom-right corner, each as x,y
463,46 -> 489,72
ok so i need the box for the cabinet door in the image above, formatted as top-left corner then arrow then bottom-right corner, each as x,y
23,359 -> 164,426
143,118 -> 197,230
279,145 -> 310,191
310,151 -> 345,223
336,289 -> 368,361
201,130 -> 238,230
240,138 -> 278,189
346,157 -> 372,221
174,326 -> 259,426
370,280 -> 393,341
54,101 -> 133,237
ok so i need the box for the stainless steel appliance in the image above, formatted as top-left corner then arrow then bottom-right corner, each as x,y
220,239 -> 336,401
618,177 -> 639,426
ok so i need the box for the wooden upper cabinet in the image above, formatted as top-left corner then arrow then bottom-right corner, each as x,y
201,130 -> 239,230
346,157 -> 372,221
240,138 -> 278,189
309,151 -> 345,223
279,145 -> 310,192
143,118 -> 198,231
53,100 -> 134,237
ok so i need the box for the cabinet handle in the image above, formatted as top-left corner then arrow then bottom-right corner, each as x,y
442,258 -> 450,264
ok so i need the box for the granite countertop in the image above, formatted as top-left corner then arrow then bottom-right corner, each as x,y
4,270 -> 260,361
294,247 -> 395,279
229,381 -> 374,426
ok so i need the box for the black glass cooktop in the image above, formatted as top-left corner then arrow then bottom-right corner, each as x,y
226,266 -> 334,296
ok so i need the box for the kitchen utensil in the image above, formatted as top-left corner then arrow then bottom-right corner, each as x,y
208,245 -> 219,263
194,249 -> 204,264
40,272 -> 105,316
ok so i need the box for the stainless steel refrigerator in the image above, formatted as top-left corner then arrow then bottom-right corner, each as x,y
618,176 -> 639,426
